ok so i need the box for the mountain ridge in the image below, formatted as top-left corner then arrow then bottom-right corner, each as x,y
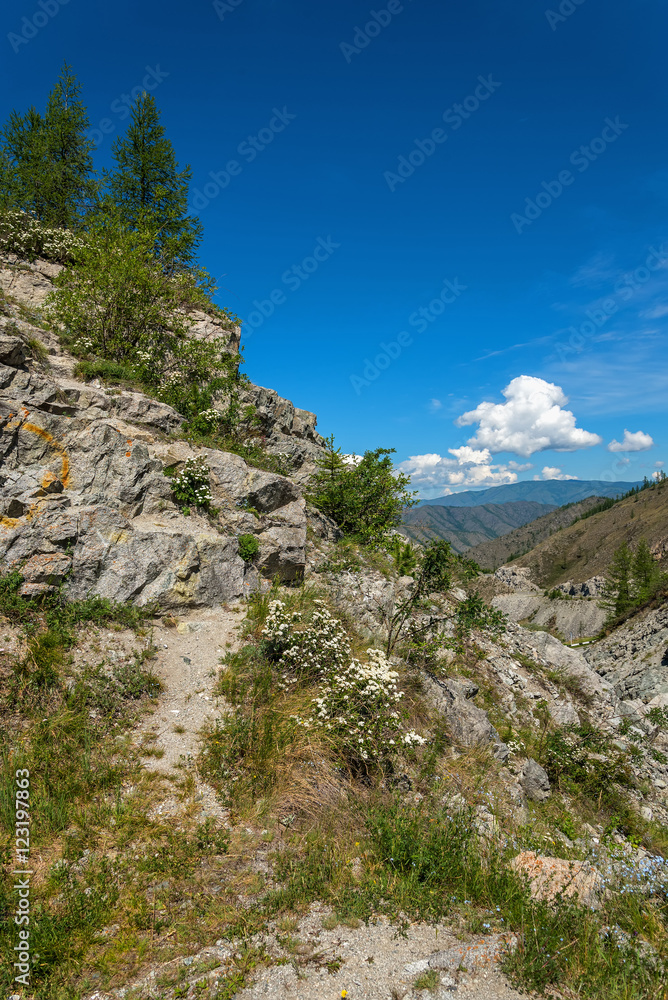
400,499 -> 557,553
417,479 -> 643,508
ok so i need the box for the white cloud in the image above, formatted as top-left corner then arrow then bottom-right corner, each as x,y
508,460 -> 534,472
456,376 -> 602,457
398,447 -> 519,494
641,304 -> 668,319
607,429 -> 654,453
534,466 -> 579,481
429,398 -> 442,412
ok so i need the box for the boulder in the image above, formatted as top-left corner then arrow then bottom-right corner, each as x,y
0,334 -> 26,368
520,758 -> 551,802
423,673 -> 508,760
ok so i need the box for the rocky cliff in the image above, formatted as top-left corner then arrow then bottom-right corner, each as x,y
0,255 -> 327,607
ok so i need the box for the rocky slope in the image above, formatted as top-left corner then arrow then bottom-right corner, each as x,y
0,255 -> 327,607
510,483 -> 668,587
3,252 -> 668,1000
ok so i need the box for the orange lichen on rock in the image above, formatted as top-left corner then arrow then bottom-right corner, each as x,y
510,850 -> 601,906
20,421 -> 71,489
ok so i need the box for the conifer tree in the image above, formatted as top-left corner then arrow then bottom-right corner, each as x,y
104,92 -> 202,267
600,541 -> 634,617
1,64 -> 95,228
632,538 -> 660,602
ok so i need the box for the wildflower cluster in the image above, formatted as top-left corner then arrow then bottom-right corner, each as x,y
0,209 -> 83,263
168,457 -> 213,510
262,599 -> 427,769
262,599 -> 351,680
313,648 -> 426,766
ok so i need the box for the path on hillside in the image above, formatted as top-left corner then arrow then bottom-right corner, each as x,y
137,603 -> 244,819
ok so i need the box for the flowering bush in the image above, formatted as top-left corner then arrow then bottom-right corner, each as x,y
262,599 -> 351,679
0,209 -> 83,263
313,648 -> 426,767
168,457 -> 213,510
262,599 -> 426,770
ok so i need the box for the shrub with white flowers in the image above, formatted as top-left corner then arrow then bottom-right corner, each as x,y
0,209 -> 82,263
313,647 -> 426,768
262,599 -> 427,770
262,599 -> 351,679
168,456 -> 213,510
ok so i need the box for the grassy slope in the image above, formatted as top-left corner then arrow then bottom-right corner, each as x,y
511,481 -> 668,587
400,501 -> 556,552
466,496 -> 606,570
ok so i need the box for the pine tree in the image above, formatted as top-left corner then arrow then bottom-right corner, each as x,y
104,92 -> 202,267
632,538 -> 660,602
600,542 -> 634,617
1,64 -> 96,228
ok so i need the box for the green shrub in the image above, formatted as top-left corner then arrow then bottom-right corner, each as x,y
45,218 -> 245,425
166,456 -> 213,510
238,533 -> 259,562
308,435 -> 417,547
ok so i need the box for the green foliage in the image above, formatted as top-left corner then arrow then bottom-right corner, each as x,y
600,541 -> 634,617
238,533 -> 260,562
454,591 -> 507,639
386,540 -> 457,654
103,91 -> 202,267
1,63 -> 96,229
0,568 -> 151,644
45,218 -> 244,423
308,435 -> 417,546
600,538 -> 666,623
388,536 -> 417,576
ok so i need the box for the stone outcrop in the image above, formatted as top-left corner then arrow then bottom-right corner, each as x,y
520,757 -> 551,802
240,383 -> 326,484
0,275 -> 317,607
422,673 -> 509,760
585,605 -> 668,704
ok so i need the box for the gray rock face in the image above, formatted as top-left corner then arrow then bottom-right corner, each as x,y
239,383 -> 326,483
494,566 -> 541,592
0,334 -> 26,368
585,606 -> 668,704
0,359 -> 307,606
423,673 -> 508,759
521,758 -> 551,802
492,592 -> 607,638
520,629 -> 611,700
558,576 -> 606,598
0,254 -> 331,607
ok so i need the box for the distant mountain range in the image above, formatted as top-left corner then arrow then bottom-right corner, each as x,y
415,480 -> 642,509
465,496 -> 605,570
400,500 -> 557,553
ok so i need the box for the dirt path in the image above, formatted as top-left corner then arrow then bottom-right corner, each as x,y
137,603 -> 244,820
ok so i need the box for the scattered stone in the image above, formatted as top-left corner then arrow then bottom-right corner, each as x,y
520,758 -> 551,802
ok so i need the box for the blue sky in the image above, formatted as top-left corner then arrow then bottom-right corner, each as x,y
2,0 -> 666,496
